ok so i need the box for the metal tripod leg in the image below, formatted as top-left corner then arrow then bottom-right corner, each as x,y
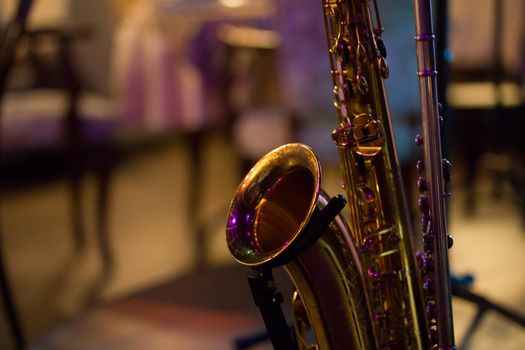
452,283 -> 525,350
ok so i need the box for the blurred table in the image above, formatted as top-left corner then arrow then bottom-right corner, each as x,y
115,0 -> 276,132
156,0 -> 275,21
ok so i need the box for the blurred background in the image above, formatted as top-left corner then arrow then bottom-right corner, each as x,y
0,0 -> 523,349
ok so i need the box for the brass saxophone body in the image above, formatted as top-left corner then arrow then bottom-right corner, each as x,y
324,0 -> 428,348
226,0 -> 455,349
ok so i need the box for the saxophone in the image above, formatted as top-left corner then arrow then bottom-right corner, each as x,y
225,0 -> 455,349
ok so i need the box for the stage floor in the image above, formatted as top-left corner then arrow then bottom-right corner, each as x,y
1,131 -> 523,349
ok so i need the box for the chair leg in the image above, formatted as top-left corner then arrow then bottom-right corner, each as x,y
68,158 -> 86,251
82,149 -> 114,305
0,230 -> 25,349
187,131 -> 206,267
96,155 -> 113,279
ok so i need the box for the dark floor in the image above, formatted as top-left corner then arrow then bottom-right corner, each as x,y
0,130 -> 524,349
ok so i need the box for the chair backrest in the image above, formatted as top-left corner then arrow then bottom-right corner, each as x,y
0,0 -> 34,96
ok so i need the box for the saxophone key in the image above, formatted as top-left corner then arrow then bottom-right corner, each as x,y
423,278 -> 434,295
356,42 -> 367,63
442,158 -> 452,183
447,233 -> 454,249
415,134 -> 424,146
426,301 -> 438,321
423,233 -> 434,251
417,252 -> 433,275
356,70 -> 369,95
421,213 -> 430,229
416,160 -> 425,174
360,226 -> 402,255
335,40 -> 351,63
418,195 -> 429,212
376,37 -> 387,58
378,56 -> 389,78
422,256 -> 434,275
417,177 -> 428,193
428,328 -> 439,346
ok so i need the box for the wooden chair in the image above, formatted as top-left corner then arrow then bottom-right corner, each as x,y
0,2 -> 115,347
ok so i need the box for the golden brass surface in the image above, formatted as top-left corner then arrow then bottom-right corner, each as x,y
226,144 -> 320,267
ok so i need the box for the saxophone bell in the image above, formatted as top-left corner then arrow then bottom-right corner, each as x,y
226,143 -> 376,349
226,143 -> 321,267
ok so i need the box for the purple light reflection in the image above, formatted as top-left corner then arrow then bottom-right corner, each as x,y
368,268 -> 380,278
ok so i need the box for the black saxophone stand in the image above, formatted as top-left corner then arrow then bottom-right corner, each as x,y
0,1 -> 33,349
234,195 -> 347,350
451,276 -> 525,350
243,269 -> 297,350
